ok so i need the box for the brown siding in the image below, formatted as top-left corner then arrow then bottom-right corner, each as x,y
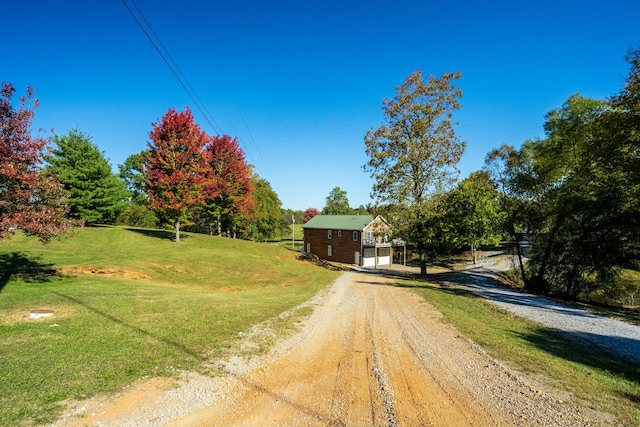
304,228 -> 362,264
304,217 -> 393,266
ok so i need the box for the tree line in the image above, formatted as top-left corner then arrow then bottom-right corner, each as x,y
0,94 -> 286,243
364,48 -> 639,305
3,46 -> 638,304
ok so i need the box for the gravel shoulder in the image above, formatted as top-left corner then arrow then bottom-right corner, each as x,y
440,259 -> 640,365
49,270 -> 616,426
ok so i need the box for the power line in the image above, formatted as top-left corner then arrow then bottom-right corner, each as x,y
120,0 -> 277,190
212,57 -> 277,186
191,52 -> 277,183
189,53 -> 259,170
120,0 -> 223,135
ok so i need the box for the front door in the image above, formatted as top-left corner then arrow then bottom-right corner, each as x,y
354,251 -> 360,265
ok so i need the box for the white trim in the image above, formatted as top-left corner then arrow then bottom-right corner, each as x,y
364,215 -> 391,230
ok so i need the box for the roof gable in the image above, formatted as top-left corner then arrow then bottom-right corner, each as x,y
303,215 -> 374,231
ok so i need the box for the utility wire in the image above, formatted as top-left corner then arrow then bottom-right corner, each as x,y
190,53 -> 260,170
120,0 -> 275,188
127,0 -> 230,140
211,55 -> 277,185
121,0 -> 224,135
193,55 -> 273,181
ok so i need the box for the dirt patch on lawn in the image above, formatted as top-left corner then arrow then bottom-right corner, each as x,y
58,267 -> 151,281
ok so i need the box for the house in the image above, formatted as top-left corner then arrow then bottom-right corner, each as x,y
302,215 -> 394,267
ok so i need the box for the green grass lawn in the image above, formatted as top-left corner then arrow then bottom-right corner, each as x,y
0,227 -> 339,426
4,226 -> 639,425
405,278 -> 640,426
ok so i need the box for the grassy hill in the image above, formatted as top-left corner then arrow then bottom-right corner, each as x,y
0,227 -> 340,426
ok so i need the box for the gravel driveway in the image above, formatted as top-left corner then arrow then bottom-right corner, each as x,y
50,271 -> 610,426
432,261 -> 640,365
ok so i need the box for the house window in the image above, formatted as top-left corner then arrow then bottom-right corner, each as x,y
353,231 -> 359,241
328,245 -> 333,257
327,230 -> 332,239
338,230 -> 342,237
365,231 -> 374,243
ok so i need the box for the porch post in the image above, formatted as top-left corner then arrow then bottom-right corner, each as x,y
375,246 -> 378,268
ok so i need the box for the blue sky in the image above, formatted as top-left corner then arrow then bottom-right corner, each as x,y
5,1 -> 639,210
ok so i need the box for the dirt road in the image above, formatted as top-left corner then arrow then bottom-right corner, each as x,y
53,272 -> 607,426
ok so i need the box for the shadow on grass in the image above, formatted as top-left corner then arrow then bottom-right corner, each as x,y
0,252 -> 57,293
125,228 -> 188,242
356,267 -> 640,392
354,273 -> 485,300
50,290 -> 345,423
50,290 -> 204,362
353,267 -> 459,288
516,328 -> 640,389
49,290 -> 343,420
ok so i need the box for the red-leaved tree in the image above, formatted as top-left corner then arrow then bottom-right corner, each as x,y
303,208 -> 319,223
0,83 -> 76,243
144,107 -> 209,242
202,135 -> 254,237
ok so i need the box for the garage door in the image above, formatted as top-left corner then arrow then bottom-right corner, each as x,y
377,247 -> 391,266
363,248 -> 376,267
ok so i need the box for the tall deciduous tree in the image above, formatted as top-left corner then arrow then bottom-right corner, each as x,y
364,70 -> 466,275
487,70 -> 639,302
322,186 -> 351,215
0,83 -> 76,242
144,107 -> 209,242
248,174 -> 281,241
524,95 -> 610,297
47,128 -> 130,225
444,171 -> 504,264
484,144 -> 530,283
522,50 -> 640,301
599,47 -> 640,266
117,151 -> 157,228
119,151 -> 148,203
201,135 -> 254,237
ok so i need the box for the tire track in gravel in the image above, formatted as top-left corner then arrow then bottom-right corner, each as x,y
55,271 -> 611,426
363,276 -> 503,427
166,273 -> 511,426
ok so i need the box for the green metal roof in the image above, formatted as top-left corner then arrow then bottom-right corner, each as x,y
302,215 -> 374,231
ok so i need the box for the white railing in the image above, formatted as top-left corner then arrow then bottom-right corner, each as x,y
363,239 -> 391,246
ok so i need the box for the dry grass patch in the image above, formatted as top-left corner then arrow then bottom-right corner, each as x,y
58,266 -> 151,281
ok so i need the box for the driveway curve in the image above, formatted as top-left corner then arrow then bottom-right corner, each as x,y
420,260 -> 640,365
